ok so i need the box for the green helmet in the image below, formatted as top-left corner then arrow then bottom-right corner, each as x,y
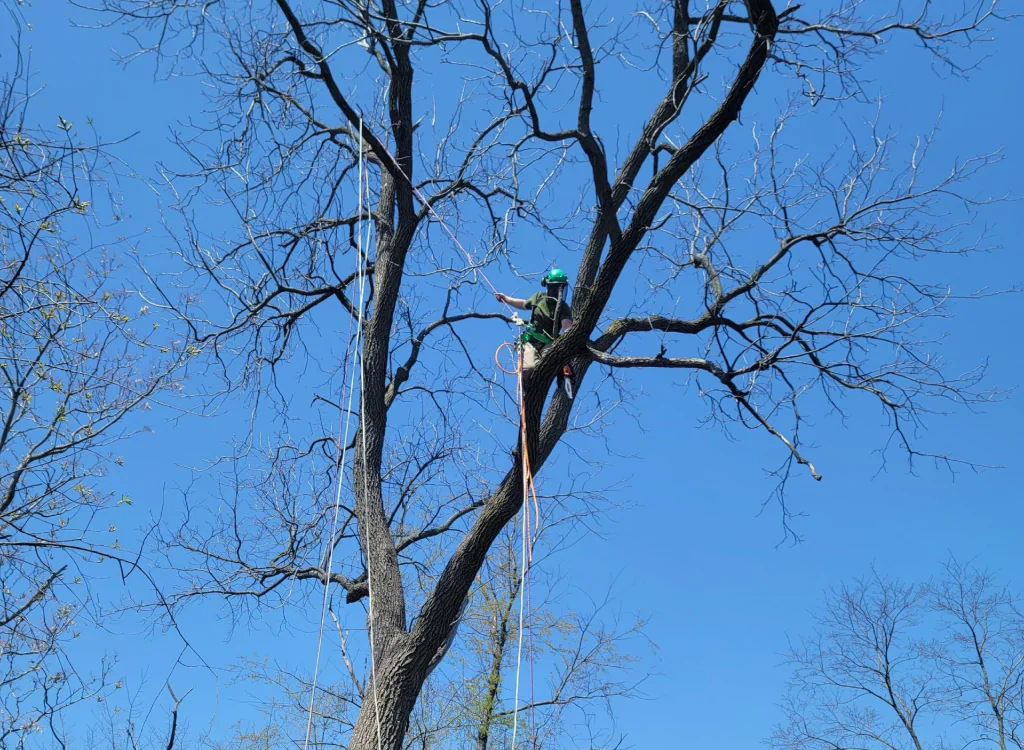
542,268 -> 569,286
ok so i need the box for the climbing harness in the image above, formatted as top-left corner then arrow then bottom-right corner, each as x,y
508,342 -> 575,402
521,322 -> 553,347
499,285 -> 576,402
515,328 -> 575,401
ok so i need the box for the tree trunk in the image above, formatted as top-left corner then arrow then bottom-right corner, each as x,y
347,640 -> 419,750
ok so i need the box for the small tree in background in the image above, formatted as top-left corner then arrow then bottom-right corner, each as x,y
211,524 -> 647,749
773,561 -> 1024,750
0,6 -> 186,743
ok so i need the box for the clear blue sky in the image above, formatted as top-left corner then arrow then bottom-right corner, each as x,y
12,3 -> 1024,747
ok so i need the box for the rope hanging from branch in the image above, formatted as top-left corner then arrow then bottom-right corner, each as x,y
301,121 -> 373,750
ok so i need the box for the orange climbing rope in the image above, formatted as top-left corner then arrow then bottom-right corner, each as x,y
495,341 -> 519,376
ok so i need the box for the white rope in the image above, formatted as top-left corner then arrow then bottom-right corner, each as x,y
302,130 -> 369,750
510,371 -> 530,750
510,502 -> 529,749
357,118 -> 386,750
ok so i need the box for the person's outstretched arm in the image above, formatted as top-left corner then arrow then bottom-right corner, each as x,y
494,292 -> 528,310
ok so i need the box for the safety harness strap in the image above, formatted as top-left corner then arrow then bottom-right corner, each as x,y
520,324 -> 553,346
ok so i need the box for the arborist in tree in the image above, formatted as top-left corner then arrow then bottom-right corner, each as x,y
495,268 -> 575,397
